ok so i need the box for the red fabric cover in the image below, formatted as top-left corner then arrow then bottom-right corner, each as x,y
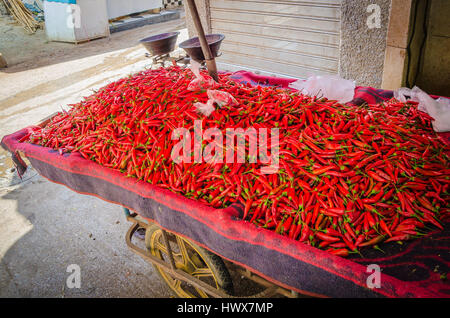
1,71 -> 449,298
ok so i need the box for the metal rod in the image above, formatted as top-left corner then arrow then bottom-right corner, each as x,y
161,228 -> 177,271
185,0 -> 219,82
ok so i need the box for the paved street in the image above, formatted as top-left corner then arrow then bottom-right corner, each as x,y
0,12 -> 187,298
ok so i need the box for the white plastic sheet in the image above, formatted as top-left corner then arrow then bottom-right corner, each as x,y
194,89 -> 239,117
187,60 -> 217,91
394,86 -> 450,132
288,75 -> 356,104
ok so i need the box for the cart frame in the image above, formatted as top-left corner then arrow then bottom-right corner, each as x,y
124,208 -> 300,298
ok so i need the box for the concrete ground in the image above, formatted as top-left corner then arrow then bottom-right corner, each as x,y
0,11 -> 189,298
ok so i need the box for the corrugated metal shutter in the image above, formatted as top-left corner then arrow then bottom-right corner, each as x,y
210,0 -> 342,79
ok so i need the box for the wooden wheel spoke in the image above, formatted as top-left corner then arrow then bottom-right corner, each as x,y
176,236 -> 192,267
173,278 -> 197,298
194,288 -> 208,298
191,267 -> 214,278
172,278 -> 182,289
154,240 -> 168,254
147,227 -> 228,298
153,237 -> 186,269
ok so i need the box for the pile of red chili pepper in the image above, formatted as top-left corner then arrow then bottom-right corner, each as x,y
25,65 -> 450,257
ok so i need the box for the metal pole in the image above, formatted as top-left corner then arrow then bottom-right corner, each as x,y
185,0 -> 219,82
161,229 -> 177,271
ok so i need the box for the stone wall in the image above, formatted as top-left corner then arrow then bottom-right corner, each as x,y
184,0 -> 211,38
339,0 -> 392,88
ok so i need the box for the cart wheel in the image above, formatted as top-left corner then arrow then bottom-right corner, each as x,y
145,224 -> 233,298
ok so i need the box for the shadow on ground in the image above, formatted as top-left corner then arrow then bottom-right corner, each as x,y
0,168 -> 173,297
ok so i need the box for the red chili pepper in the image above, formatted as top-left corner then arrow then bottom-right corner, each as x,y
367,170 -> 387,182
298,225 -> 310,242
384,234 -> 411,243
359,235 -> 386,247
23,65 -> 449,258
315,232 -> 340,242
379,219 -> 393,237
344,222 -> 357,239
328,248 -> 349,257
